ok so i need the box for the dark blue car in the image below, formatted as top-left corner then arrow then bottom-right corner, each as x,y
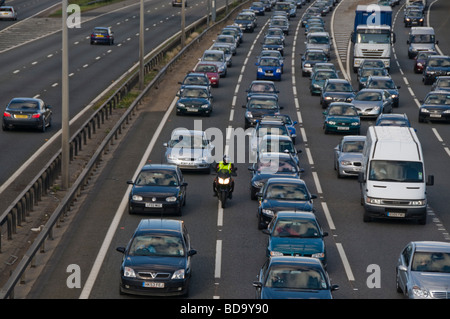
253,256 -> 339,299
175,85 -> 213,116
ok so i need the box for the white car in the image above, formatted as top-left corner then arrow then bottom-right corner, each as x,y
0,6 -> 17,20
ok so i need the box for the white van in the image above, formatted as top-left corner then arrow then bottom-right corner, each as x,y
407,27 -> 437,59
358,126 -> 433,224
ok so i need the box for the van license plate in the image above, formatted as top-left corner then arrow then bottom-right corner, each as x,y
388,212 -> 405,218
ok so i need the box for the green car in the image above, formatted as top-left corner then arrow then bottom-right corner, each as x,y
323,102 -> 360,135
310,69 -> 338,96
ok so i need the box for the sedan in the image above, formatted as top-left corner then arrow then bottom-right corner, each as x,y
375,113 -> 412,127
333,135 -> 366,178
396,241 -> 450,299
262,36 -> 284,56
320,78 -> 355,108
323,102 -> 360,135
193,63 -> 220,88
413,51 -> 437,74
261,114 -> 298,143
357,67 -> 389,90
418,90 -> 450,123
258,50 -> 284,72
256,57 -> 283,81
423,55 -> 450,85
127,164 -> 188,215
310,69 -> 338,96
116,219 -> 197,296
178,72 -> 210,92
214,35 -> 237,55
352,89 -> 393,119
234,12 -> 257,32
253,256 -> 339,299
257,134 -> 301,167
243,94 -> 281,129
175,85 -> 213,116
90,27 -> 114,45
199,50 -> 227,77
250,2 -> 266,15
256,177 -> 316,229
366,75 -> 401,107
2,97 -> 52,132
246,80 -> 279,101
262,211 -> 328,266
301,49 -> 329,77
0,6 -> 17,20
164,129 -> 214,172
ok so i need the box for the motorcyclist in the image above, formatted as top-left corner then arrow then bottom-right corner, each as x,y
213,155 -> 236,199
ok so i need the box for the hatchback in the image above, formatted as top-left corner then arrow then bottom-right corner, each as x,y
117,219 -> 197,296
90,27 -> 114,45
0,6 -> 17,20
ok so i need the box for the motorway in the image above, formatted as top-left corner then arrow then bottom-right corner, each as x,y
1,0 -> 449,300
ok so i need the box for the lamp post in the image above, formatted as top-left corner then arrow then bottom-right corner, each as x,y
139,0 -> 144,90
181,0 -> 186,48
61,0 -> 69,190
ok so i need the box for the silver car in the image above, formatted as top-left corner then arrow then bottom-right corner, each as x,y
0,6 -> 17,20
333,136 -> 365,178
164,129 -> 214,173
305,32 -> 331,58
352,89 -> 393,119
396,241 -> 450,299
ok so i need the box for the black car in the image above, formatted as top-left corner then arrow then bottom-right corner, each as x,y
404,9 -> 424,27
127,164 -> 188,215
175,85 -> 213,116
418,91 -> 450,123
253,256 -> 339,299
248,153 -> 301,200
2,97 -> 52,132
366,75 -> 401,107
234,12 -> 257,32
262,36 -> 285,55
431,76 -> 450,92
423,55 -> 450,85
320,78 -> 355,108
116,219 -> 197,296
178,72 -> 211,92
243,94 -> 281,129
246,80 -> 279,101
256,177 -> 316,229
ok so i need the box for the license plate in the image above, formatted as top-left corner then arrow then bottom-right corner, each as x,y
430,114 -> 441,118
145,203 -> 162,208
14,115 -> 28,119
96,35 -> 104,38
186,108 -> 198,112
388,212 -> 405,218
143,282 -> 164,288
265,73 -> 273,76
180,161 -> 193,165
337,127 -> 349,130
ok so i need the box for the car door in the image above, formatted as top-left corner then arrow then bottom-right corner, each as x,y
398,243 -> 413,293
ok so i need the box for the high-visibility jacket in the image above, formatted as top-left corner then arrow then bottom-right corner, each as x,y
217,161 -> 232,173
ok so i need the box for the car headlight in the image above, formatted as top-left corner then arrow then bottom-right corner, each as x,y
276,68 -> 282,73
420,108 -> 430,113
411,200 -> 425,206
132,195 -> 143,201
270,251 -> 284,257
311,252 -> 325,259
443,109 -> 450,114
201,104 -> 210,109
366,197 -> 382,205
304,63 -> 311,67
218,177 -> 231,184
327,120 -> 336,125
253,181 -> 264,187
123,267 -> 136,278
391,94 -> 398,98
373,106 -> 381,112
417,62 -> 423,67
166,196 -> 177,202
262,209 -> 274,217
324,96 -> 333,100
258,67 -> 263,72
412,285 -> 430,298
172,269 -> 185,280
406,18 -> 411,21
351,121 -> 360,126
177,103 -> 185,108
340,160 -> 353,166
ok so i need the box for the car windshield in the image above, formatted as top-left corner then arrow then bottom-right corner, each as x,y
369,160 -> 424,182
217,36 -> 233,44
424,94 -> 450,105
183,75 -> 208,86
265,266 -> 328,290
408,11 -> 423,18
305,52 -> 327,61
368,79 -> 396,89
8,100 -> 39,110
195,64 -> 218,73
260,139 -> 295,153
328,105 -> 358,116
308,36 -> 329,44
259,58 -> 280,67
273,219 -> 319,237
129,234 -> 185,257
411,252 -> 450,273
261,51 -> 282,59
355,92 -> 382,101
258,125 -> 288,136
203,53 -> 223,62
361,68 -> 387,77
256,159 -> 297,173
249,98 -> 278,109
180,88 -> 208,98
168,134 -> 208,149
213,46 -> 231,55
266,184 -> 308,200
362,61 -> 385,68
249,83 -> 277,93
93,28 -> 108,35
264,38 -> 283,45
326,82 -> 353,92
342,140 -> 364,153
411,34 -> 434,43
135,170 -> 179,186
377,119 -> 409,127
236,14 -> 253,21
313,71 -> 337,81
428,58 -> 450,67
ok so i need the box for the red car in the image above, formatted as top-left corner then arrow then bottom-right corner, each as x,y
414,51 -> 437,74
193,63 -> 220,88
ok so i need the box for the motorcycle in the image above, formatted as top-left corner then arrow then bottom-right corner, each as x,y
214,168 -> 237,208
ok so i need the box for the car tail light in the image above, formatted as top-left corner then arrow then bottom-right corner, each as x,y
3,112 -> 11,117
31,113 -> 41,119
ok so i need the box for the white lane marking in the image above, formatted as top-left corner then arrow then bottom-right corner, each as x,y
214,240 -> 222,278
321,202 -> 336,230
336,243 -> 355,281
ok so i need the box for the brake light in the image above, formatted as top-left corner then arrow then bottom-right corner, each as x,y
3,112 -> 11,118
31,113 -> 41,119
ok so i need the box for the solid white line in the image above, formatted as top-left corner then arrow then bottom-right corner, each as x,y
336,243 -> 355,281
79,96 -> 178,299
214,240 -> 222,278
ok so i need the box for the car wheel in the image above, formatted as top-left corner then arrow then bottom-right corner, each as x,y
257,213 -> 265,230
395,270 -> 403,293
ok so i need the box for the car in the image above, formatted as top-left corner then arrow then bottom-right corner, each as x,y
311,62 -> 336,77
407,27 -> 437,59
323,102 -> 360,135
2,97 -> 52,132
116,219 -> 197,296
243,94 -> 281,129
357,67 -> 389,90
423,55 -> 450,85
352,89 -> 393,119
199,50 -> 227,77
192,62 -> 220,88
358,59 -> 387,75
404,9 -> 424,27
163,129 -> 214,172
320,78 -> 355,108
310,69 -> 338,96
90,27 -> 114,45
301,8 -> 322,27
418,90 -> 450,123
413,51 -> 437,74
365,75 -> 401,107
261,114 -> 298,143
269,18 -> 289,35
262,211 -> 327,266
253,256 -> 339,299
175,85 -> 213,116
301,49 -> 329,77
256,177 -> 316,228
262,36 -> 284,56
246,80 -> 279,101
214,35 -> 237,55
220,28 -> 240,49
256,56 -> 283,81
223,25 -> 243,44
265,28 -> 286,44
250,118 -> 294,153
258,50 -> 284,72
248,152 -> 301,200
431,76 -> 450,92
333,135 -> 365,178
250,2 -> 266,15
257,134 -> 301,167
396,241 -> 450,299
375,113 -> 412,127
211,43 -> 233,67
126,164 -> 188,215
305,32 -> 331,58
172,0 -> 187,6
0,6 -> 17,20
178,72 -> 210,92
234,12 -> 257,32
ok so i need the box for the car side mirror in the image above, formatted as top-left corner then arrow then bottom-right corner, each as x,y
188,249 -> 197,256
427,175 -> 434,186
126,180 -> 134,185
262,229 -> 270,235
116,247 -> 126,254
358,172 -> 365,183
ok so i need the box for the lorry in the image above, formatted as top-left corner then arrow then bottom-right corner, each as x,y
358,126 -> 434,225
352,5 -> 394,73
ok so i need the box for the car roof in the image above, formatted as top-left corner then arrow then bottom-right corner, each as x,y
266,177 -> 306,185
275,210 -> 317,220
171,129 -> 205,137
341,135 -> 366,142
261,134 -> 292,141
141,164 -> 178,171
269,256 -> 324,268
181,84 -> 210,90
136,219 -> 184,234
413,241 -> 450,253
377,113 -> 408,119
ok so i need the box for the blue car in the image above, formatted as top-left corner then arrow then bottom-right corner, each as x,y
256,57 -> 282,81
175,85 -> 213,116
90,27 -> 114,45
253,256 -> 339,299
261,114 -> 298,143
250,2 -> 266,15
262,36 -> 284,56
262,211 -> 328,266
